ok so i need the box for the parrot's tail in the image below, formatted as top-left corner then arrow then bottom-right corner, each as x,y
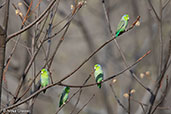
115,32 -> 119,38
97,83 -> 101,88
43,89 -> 46,93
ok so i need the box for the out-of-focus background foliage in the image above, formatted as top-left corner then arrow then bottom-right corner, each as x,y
0,0 -> 171,114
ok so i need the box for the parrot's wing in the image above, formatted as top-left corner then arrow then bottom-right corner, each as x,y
116,20 -> 125,33
95,73 -> 103,88
40,75 -> 43,87
95,73 -> 103,83
59,92 -> 64,107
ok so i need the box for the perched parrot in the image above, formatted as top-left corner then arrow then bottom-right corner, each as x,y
115,14 -> 129,38
59,86 -> 70,107
40,68 -> 49,93
94,64 -> 104,88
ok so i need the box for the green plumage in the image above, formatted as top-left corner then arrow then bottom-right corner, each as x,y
115,14 -> 129,37
40,68 -> 49,93
59,86 -> 70,107
94,64 -> 104,88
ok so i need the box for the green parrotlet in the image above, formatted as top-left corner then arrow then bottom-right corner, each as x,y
94,64 -> 104,88
115,14 -> 129,37
59,86 -> 70,107
40,68 -> 49,93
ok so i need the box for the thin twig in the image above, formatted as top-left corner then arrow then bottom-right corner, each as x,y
70,74 -> 92,114
147,0 -> 160,21
11,3 -> 26,25
2,86 -> 15,98
75,94 -> 95,114
6,0 -> 57,43
3,37 -> 20,81
101,0 -> 113,34
21,0 -> 33,27
4,0 -> 10,34
109,84 -> 128,113
151,75 -> 169,114
52,12 -> 72,30
69,90 -> 82,114
162,0 -> 171,10
128,90 -> 131,114
45,0 -> 61,84
11,39 -> 31,56
0,1 -> 6,9
130,98 -> 146,114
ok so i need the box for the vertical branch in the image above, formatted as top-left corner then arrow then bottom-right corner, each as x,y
0,0 -> 10,110
4,0 -> 10,33
45,0 -> 61,84
101,0 -> 113,34
29,1 -> 41,113
0,26 -> 6,111
158,0 -> 163,76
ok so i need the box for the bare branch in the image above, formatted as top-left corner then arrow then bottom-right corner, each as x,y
110,84 -> 128,113
162,0 -> 171,10
75,94 -> 95,114
147,0 -> 160,21
6,0 -> 57,43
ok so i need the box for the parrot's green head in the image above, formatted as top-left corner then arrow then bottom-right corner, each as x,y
94,64 -> 102,70
122,14 -> 129,21
65,86 -> 70,93
41,68 -> 48,74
